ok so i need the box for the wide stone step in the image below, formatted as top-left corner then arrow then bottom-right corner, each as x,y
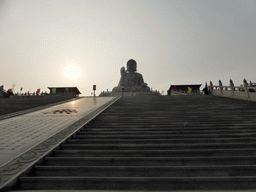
53,148 -> 256,158
87,121 -> 256,126
60,142 -> 256,150
93,119 -> 256,123
33,165 -> 256,177
82,125 -> 256,131
99,111 -> 256,115
44,156 -> 256,166
92,119 -> 256,123
18,176 -> 256,190
66,137 -> 256,144
77,129 -> 256,135
72,132 -> 256,139
83,124 -> 256,130
96,114 -> 256,118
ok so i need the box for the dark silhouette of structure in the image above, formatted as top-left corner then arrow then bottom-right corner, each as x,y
168,84 -> 202,94
0,85 -> 14,98
48,87 -> 81,96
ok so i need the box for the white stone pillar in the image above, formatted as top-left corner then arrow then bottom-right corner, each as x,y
243,78 -> 250,99
230,79 -> 234,96
210,81 -> 213,93
219,80 -> 223,94
0,85 -> 3,97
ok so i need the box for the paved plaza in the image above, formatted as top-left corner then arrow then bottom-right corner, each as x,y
0,97 -> 117,168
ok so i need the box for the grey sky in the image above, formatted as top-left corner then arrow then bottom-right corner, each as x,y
1,0 -> 256,95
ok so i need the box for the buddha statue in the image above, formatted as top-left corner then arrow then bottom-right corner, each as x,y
112,59 -> 150,92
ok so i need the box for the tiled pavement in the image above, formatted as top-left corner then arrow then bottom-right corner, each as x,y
0,97 -> 117,168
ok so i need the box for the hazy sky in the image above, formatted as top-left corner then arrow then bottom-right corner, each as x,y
1,0 -> 256,95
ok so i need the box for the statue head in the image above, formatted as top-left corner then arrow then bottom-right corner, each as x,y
127,59 -> 137,72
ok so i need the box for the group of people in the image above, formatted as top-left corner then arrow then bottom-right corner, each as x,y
0,85 -> 47,98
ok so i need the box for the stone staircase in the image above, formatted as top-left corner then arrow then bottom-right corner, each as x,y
11,95 -> 256,190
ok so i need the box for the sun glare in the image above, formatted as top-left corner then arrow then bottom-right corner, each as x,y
63,64 -> 81,81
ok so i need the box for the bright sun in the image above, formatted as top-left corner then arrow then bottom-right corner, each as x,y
63,64 -> 81,81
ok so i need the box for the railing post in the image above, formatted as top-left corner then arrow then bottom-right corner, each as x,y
0,85 -> 3,97
219,80 -> 223,94
230,79 -> 234,96
210,81 -> 213,94
243,78 -> 250,99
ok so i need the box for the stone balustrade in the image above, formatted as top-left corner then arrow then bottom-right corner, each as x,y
210,79 -> 256,102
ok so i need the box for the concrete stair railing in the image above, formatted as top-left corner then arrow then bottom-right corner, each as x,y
210,79 -> 256,102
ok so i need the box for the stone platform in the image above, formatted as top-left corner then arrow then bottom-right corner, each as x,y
0,97 -> 119,189
4,94 -> 256,191
6,94 -> 256,191
9,190 -> 256,192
